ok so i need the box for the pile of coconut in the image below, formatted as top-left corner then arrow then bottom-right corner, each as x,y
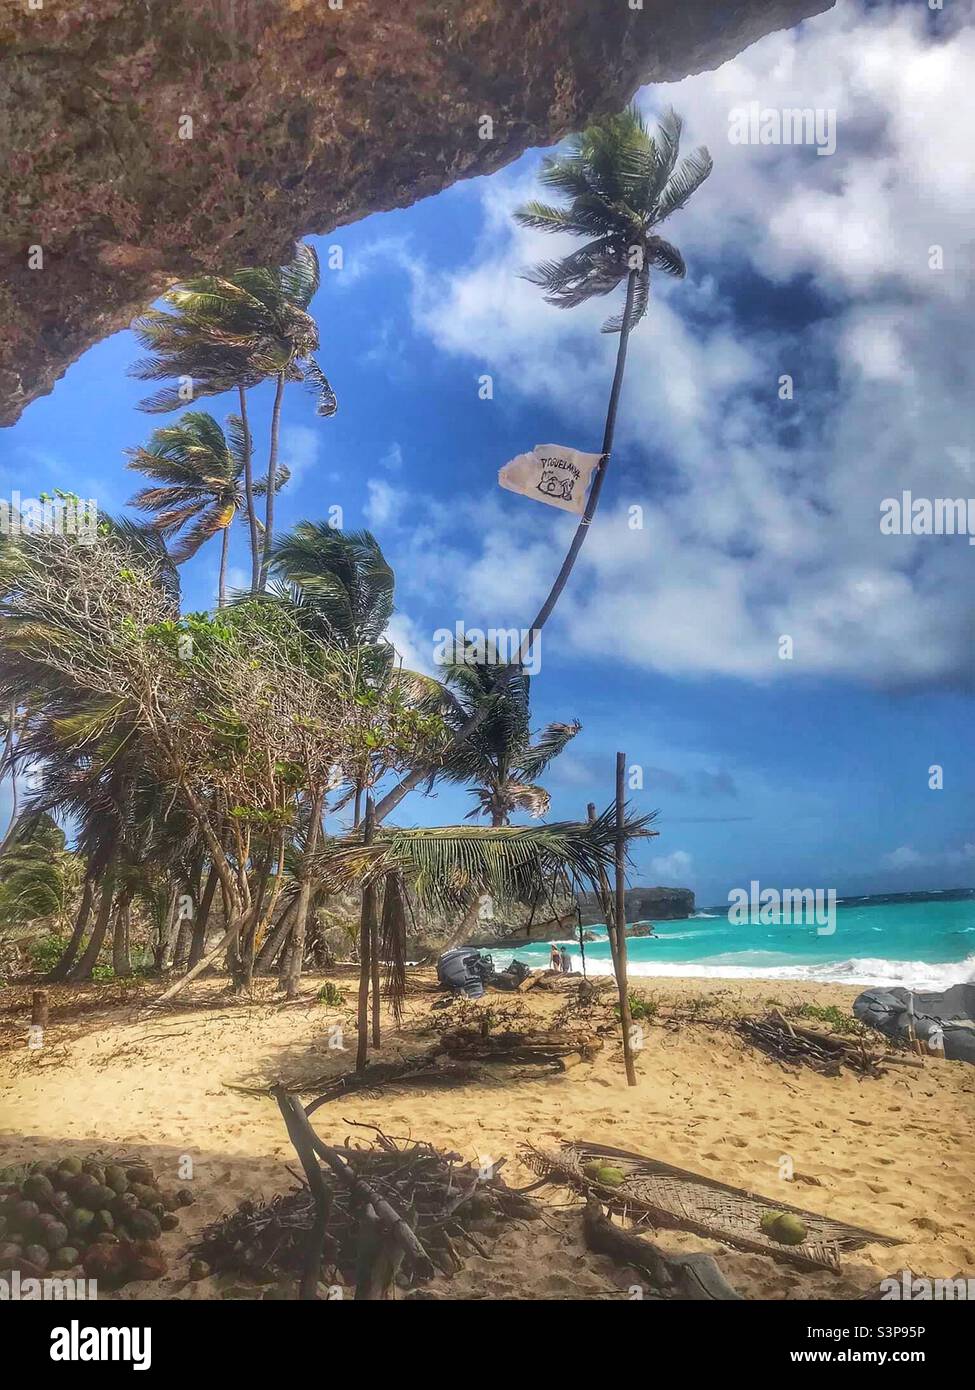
0,1154 -> 193,1287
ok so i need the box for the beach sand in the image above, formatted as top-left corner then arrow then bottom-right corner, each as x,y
1,968 -> 972,1301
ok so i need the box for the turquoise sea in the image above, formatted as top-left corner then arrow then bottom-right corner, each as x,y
490,893 -> 975,989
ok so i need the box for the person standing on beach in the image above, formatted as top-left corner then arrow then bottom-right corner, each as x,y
559,945 -> 572,974
550,943 -> 561,972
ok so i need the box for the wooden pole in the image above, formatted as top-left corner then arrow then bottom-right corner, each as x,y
356,796 -> 376,1071
614,753 -> 638,1087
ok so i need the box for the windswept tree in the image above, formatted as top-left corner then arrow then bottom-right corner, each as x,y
372,106 -> 711,824
130,243 -> 337,593
127,411 -> 251,607
430,650 -> 580,826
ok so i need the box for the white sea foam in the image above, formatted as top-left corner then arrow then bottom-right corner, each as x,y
534,953 -> 975,990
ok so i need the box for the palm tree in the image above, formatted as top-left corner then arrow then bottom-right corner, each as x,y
372,106 -> 711,824
130,244 -> 337,594
0,813 -> 77,933
269,524 -> 394,651
431,652 -> 580,826
127,411 -> 249,606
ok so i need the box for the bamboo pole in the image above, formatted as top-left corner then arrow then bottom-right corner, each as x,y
614,754 -> 638,1087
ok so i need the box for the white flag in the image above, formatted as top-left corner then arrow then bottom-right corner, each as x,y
498,443 -> 603,515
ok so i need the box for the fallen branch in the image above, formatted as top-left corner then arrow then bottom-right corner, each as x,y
582,1198 -> 743,1301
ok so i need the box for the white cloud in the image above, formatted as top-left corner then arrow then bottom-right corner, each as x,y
380,442 -> 403,472
384,611 -> 436,678
364,478 -> 407,530
884,845 -> 923,869
280,424 -> 321,489
376,0 -> 975,692
650,850 -> 694,882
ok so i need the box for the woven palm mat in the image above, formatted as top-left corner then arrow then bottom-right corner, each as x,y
523,1141 -> 901,1273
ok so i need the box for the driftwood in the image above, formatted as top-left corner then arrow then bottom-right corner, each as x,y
438,1024 -> 602,1070
194,1123 -> 535,1297
583,1198 -> 743,1300
272,1085 -> 333,1298
738,1012 -> 887,1077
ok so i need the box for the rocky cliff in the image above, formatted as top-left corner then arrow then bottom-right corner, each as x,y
577,886 -> 695,924
1,0 -> 832,425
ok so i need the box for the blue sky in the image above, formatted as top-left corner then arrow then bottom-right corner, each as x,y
2,0 -> 973,907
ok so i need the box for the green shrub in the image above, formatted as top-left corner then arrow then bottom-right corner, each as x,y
29,934 -> 68,975
317,982 -> 344,1007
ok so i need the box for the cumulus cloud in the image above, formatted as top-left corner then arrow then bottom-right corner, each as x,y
374,1 -> 975,692
650,849 -> 694,881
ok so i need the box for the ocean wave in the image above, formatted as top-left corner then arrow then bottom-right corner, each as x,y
539,953 -> 975,990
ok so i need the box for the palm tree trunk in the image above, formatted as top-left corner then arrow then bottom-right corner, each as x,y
255,895 -> 297,974
187,864 -> 219,968
112,892 -> 133,978
217,522 -> 230,608
70,865 -> 116,980
154,884 -> 179,971
373,269 -> 639,824
238,386 -> 261,595
47,876 -> 95,981
259,372 -> 286,591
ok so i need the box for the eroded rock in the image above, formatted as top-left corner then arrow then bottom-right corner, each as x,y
0,0 -> 832,424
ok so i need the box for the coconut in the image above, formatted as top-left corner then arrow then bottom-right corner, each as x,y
595,1166 -> 626,1187
82,1243 -> 131,1289
175,1188 -> 194,1208
0,1241 -> 23,1269
582,1160 -> 605,1179
760,1210 -> 785,1235
57,1156 -> 83,1178
89,1183 -> 117,1210
105,1164 -> 128,1195
160,1213 -> 180,1232
94,1232 -> 119,1245
112,1192 -> 140,1219
10,1199 -> 40,1232
69,1207 -> 95,1238
92,1209 -> 116,1236
81,1161 -> 106,1184
50,1246 -> 81,1270
23,1173 -> 56,1206
127,1209 -> 161,1240
188,1258 -> 210,1281
35,1215 -> 69,1252
72,1176 -> 102,1208
130,1182 -> 158,1208
767,1213 -> 807,1246
23,1244 -> 50,1272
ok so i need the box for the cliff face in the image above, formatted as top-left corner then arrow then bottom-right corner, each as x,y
0,0 -> 832,425
578,886 -> 695,924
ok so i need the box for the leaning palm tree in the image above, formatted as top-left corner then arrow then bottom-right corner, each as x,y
130,242 -> 338,593
372,106 -> 710,823
126,411 -> 248,606
431,652 -> 580,826
269,524 -> 394,651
